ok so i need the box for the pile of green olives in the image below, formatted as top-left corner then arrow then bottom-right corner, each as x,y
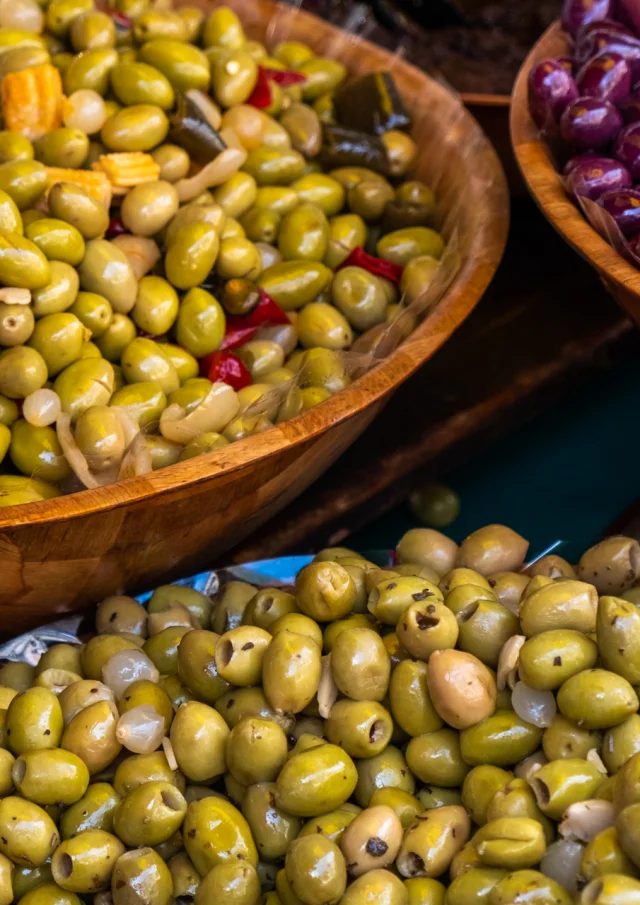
1,524 -> 640,905
0,0 -> 447,508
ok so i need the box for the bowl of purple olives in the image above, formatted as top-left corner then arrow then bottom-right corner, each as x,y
511,0 -> 640,325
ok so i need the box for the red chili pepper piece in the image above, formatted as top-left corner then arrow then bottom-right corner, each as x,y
107,216 -> 126,238
226,289 -> 290,330
247,67 -> 273,109
107,9 -> 131,29
200,351 -> 252,391
337,246 -> 403,284
262,67 -> 307,86
219,324 -> 258,351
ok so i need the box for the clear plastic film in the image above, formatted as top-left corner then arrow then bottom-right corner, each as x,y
5,0 -> 502,497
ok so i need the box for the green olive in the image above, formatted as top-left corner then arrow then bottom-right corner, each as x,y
112,780 -> 186,847
262,628 -> 321,713
54,357 -> 115,420
152,143 -> 190,183
202,7 -> 244,49
258,260 -> 332,310
278,202 -> 329,262
112,847 -> 173,905
64,48 -> 118,95
460,711 -> 543,767
70,11 -> 116,51
133,10 -> 188,43
242,147 -> 306,186
48,183 -> 109,240
130,276 -> 178,337
388,659 -> 443,738
298,58 -> 347,101
110,380 -> 166,428
34,128 -> 88,169
396,805 -> 469,879
101,104 -> 169,152
61,699 -> 121,776
518,630 -> 599,691
60,782 -> 121,838
543,714 -> 602,762
121,337 -> 179,394
0,132 -> 34,166
0,188 -> 22,235
490,870 -> 572,905
175,287 -> 225,357
519,579 -> 598,637
6,686 -> 63,754
138,39 -> 210,93
242,781 -> 301,861
12,748 -> 89,806
165,222 -> 220,291
177,629 -> 230,705
0,302 -> 34,346
183,795 -> 257,875
79,239 -> 138,313
557,669 -> 639,729
0,796 -> 60,866
276,741 -> 357,817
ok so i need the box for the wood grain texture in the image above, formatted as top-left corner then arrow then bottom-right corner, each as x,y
511,21 -> 640,326
0,0 -> 509,630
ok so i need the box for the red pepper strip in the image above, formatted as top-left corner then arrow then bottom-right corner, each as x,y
107,9 -> 131,28
107,216 -> 126,238
262,67 -> 307,86
337,246 -> 403,285
219,324 -> 258,351
226,290 -> 290,329
247,67 -> 272,109
200,351 -> 252,391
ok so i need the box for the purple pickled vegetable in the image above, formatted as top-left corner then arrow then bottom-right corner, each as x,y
565,155 -> 632,198
619,89 -> 640,122
577,51 -> 631,102
560,96 -> 623,149
528,59 -> 580,127
563,151 -> 605,174
576,30 -> 640,76
613,120 -> 640,178
577,18 -> 634,44
598,187 -> 640,233
557,56 -> 577,74
562,0 -> 613,38
618,0 -> 640,37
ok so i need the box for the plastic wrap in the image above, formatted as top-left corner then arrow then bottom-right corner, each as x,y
0,0 -> 503,501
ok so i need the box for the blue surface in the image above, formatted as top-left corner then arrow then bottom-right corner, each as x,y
348,358 -> 640,561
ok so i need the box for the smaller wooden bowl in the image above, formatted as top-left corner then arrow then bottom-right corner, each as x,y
511,21 -> 640,326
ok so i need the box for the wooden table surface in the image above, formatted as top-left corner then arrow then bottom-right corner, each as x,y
227,199 -> 638,563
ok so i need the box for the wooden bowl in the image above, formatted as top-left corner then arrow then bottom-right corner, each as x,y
511,21 -> 640,326
0,0 -> 509,631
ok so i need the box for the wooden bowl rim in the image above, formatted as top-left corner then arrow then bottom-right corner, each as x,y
0,6 -> 509,529
511,20 -> 640,296
462,93 -> 511,108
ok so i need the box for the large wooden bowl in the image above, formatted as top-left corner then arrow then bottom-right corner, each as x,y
0,0 -> 508,630
511,21 -> 640,326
